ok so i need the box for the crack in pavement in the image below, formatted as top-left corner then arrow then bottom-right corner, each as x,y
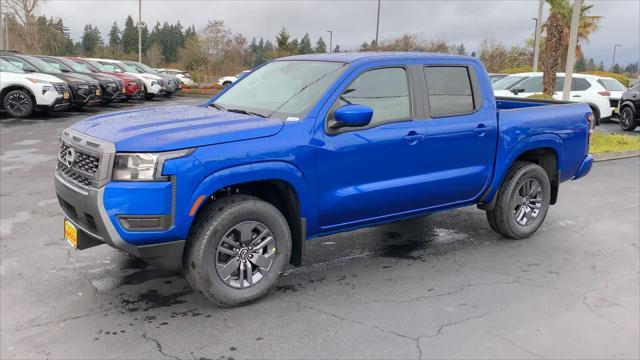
491,332 -> 546,359
580,271 -> 637,329
293,300 -> 493,360
142,331 -> 182,360
360,278 -> 520,305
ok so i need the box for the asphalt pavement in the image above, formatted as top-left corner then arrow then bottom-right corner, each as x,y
1,98 -> 639,359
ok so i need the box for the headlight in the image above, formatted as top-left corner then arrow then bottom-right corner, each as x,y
112,149 -> 193,181
42,85 -> 55,94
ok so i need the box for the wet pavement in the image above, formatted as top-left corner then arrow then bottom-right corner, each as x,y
1,98 -> 639,359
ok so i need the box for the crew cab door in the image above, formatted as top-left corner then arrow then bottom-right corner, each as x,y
314,63 -> 430,229
421,64 -> 498,206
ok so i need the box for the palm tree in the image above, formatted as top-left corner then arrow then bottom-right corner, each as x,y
544,0 -> 602,68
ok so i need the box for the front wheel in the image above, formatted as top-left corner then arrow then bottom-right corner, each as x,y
185,195 -> 292,307
619,107 -> 637,131
486,162 -> 551,239
3,89 -> 34,118
144,93 -> 155,100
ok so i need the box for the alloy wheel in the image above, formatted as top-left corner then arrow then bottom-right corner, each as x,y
513,179 -> 543,226
620,108 -> 633,128
6,93 -> 30,116
215,221 -> 276,289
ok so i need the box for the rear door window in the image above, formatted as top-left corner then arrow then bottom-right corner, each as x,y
424,66 -> 475,116
573,78 -> 591,91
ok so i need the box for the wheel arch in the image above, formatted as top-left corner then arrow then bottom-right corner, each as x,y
1,85 -> 36,106
479,135 -> 563,211
186,161 -> 312,267
620,100 -> 637,117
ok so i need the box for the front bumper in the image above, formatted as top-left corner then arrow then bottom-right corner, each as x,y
55,172 -> 185,271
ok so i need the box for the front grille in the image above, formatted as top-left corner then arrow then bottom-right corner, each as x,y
610,99 -> 619,108
58,143 -> 101,188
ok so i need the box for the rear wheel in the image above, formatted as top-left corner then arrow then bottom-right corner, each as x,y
145,93 -> 155,100
223,81 -> 232,88
486,162 -> 551,239
185,195 -> 292,307
619,107 -> 637,131
3,89 -> 34,118
590,106 -> 601,127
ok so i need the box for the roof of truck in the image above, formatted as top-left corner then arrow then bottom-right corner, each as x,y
280,52 -> 474,64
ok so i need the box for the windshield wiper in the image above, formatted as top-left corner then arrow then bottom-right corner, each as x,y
210,103 -> 226,111
226,108 -> 268,118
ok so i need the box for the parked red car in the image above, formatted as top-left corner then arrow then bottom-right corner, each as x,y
65,57 -> 145,100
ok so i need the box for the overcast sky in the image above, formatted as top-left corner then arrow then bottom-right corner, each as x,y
40,0 -> 639,66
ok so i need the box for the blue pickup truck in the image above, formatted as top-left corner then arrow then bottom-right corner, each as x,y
55,53 -> 593,306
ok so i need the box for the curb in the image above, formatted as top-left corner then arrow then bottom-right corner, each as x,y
592,150 -> 640,162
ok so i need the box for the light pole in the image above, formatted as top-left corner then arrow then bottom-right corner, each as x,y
611,44 -> 622,71
327,30 -> 333,53
532,0 -> 544,72
562,0 -> 582,101
375,0 -> 381,49
138,0 -> 142,62
531,17 -> 538,70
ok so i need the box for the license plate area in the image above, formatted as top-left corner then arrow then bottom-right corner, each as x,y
64,218 -> 78,249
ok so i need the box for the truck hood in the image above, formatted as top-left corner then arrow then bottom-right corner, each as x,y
70,105 -> 285,152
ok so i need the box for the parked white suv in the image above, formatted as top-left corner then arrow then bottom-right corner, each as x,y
156,68 -> 195,87
0,58 -> 70,117
88,58 -> 165,100
493,72 -> 612,124
217,70 -> 251,87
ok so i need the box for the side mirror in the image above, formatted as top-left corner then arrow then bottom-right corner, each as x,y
334,104 -> 373,128
511,88 -> 525,95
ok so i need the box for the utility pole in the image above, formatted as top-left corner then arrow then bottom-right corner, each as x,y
138,0 -> 142,62
562,0 -> 582,101
375,0 -> 381,49
327,30 -> 333,53
611,44 -> 622,71
532,0 -> 544,72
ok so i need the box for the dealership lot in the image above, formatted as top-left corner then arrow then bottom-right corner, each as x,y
1,99 -> 639,359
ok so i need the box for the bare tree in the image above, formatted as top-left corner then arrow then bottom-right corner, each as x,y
145,42 -> 164,67
5,0 -> 44,52
478,38 -> 508,73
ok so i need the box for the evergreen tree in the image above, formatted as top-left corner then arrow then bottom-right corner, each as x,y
360,41 -> 370,51
470,51 -> 477,57
457,43 -> 466,55
298,33 -> 313,54
275,27 -> 291,54
612,63 -> 621,73
289,38 -> 299,55
108,21 -> 121,49
264,40 -> 274,52
315,36 -> 327,53
122,15 -> 138,53
598,61 -> 605,71
586,58 -> 596,71
81,24 -> 103,55
333,45 -> 341,53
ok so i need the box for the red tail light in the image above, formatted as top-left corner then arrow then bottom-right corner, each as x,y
598,91 -> 610,97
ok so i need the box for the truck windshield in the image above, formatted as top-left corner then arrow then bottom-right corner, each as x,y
213,60 -> 347,119
492,75 -> 528,90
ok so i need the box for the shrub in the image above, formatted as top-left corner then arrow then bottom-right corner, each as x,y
499,66 -> 533,74
527,93 -> 554,100
583,71 -> 631,87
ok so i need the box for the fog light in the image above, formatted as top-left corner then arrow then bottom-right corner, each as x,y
118,215 -> 170,231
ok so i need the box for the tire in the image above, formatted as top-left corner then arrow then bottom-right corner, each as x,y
223,81 -> 232,88
590,106 -> 600,127
485,161 -> 551,239
145,93 -> 155,100
3,89 -> 34,118
185,195 -> 292,307
619,106 -> 637,131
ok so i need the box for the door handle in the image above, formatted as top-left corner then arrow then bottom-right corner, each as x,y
473,124 -> 489,136
403,131 -> 425,144
572,94 -> 582,98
